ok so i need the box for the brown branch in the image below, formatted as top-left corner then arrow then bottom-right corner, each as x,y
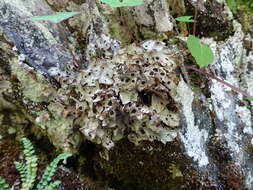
184,65 -> 251,97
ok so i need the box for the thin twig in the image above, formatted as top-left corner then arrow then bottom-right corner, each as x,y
184,65 -> 251,97
193,0 -> 199,35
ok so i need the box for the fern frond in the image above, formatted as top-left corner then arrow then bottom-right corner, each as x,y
36,153 -> 71,190
14,161 -> 26,183
20,138 -> 38,190
0,177 -> 11,190
44,180 -> 61,190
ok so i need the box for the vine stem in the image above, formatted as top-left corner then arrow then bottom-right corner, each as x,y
184,65 -> 251,97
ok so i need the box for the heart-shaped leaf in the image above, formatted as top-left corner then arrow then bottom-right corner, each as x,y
30,12 -> 81,23
100,0 -> 143,7
187,35 -> 214,67
175,16 -> 194,23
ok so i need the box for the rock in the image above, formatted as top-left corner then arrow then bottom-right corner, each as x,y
0,0 -> 252,189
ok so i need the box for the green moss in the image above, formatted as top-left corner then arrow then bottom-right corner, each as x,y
94,139 -> 188,190
236,0 -> 253,12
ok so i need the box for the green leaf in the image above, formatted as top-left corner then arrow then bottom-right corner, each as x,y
30,12 -> 81,23
100,0 -> 143,7
175,16 -> 194,23
36,153 -> 72,190
0,177 -> 11,190
187,35 -> 214,67
45,180 -> 61,190
20,138 -> 38,190
245,96 -> 253,101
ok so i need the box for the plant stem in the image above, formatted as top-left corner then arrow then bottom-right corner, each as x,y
184,65 -> 251,97
193,0 -> 199,35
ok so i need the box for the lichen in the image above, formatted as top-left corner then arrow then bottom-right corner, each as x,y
75,42 -> 182,148
36,102 -> 82,152
207,20 -> 253,189
1,0 -> 253,189
10,57 -> 56,103
3,25 -> 184,152
176,80 -> 209,167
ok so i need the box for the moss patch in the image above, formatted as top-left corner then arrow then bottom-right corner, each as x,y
92,139 -> 205,190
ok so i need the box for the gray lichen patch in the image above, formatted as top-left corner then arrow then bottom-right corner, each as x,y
71,43 -> 182,148
205,21 -> 253,188
85,33 -> 121,60
176,80 -> 209,167
242,34 -> 253,108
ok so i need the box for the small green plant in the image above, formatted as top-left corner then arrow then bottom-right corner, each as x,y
175,15 -> 214,67
100,0 -> 143,7
176,13 -> 252,99
175,16 -> 194,23
30,12 -> 81,23
0,177 -> 11,190
187,35 -> 214,67
237,0 -> 253,11
0,138 -> 72,190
